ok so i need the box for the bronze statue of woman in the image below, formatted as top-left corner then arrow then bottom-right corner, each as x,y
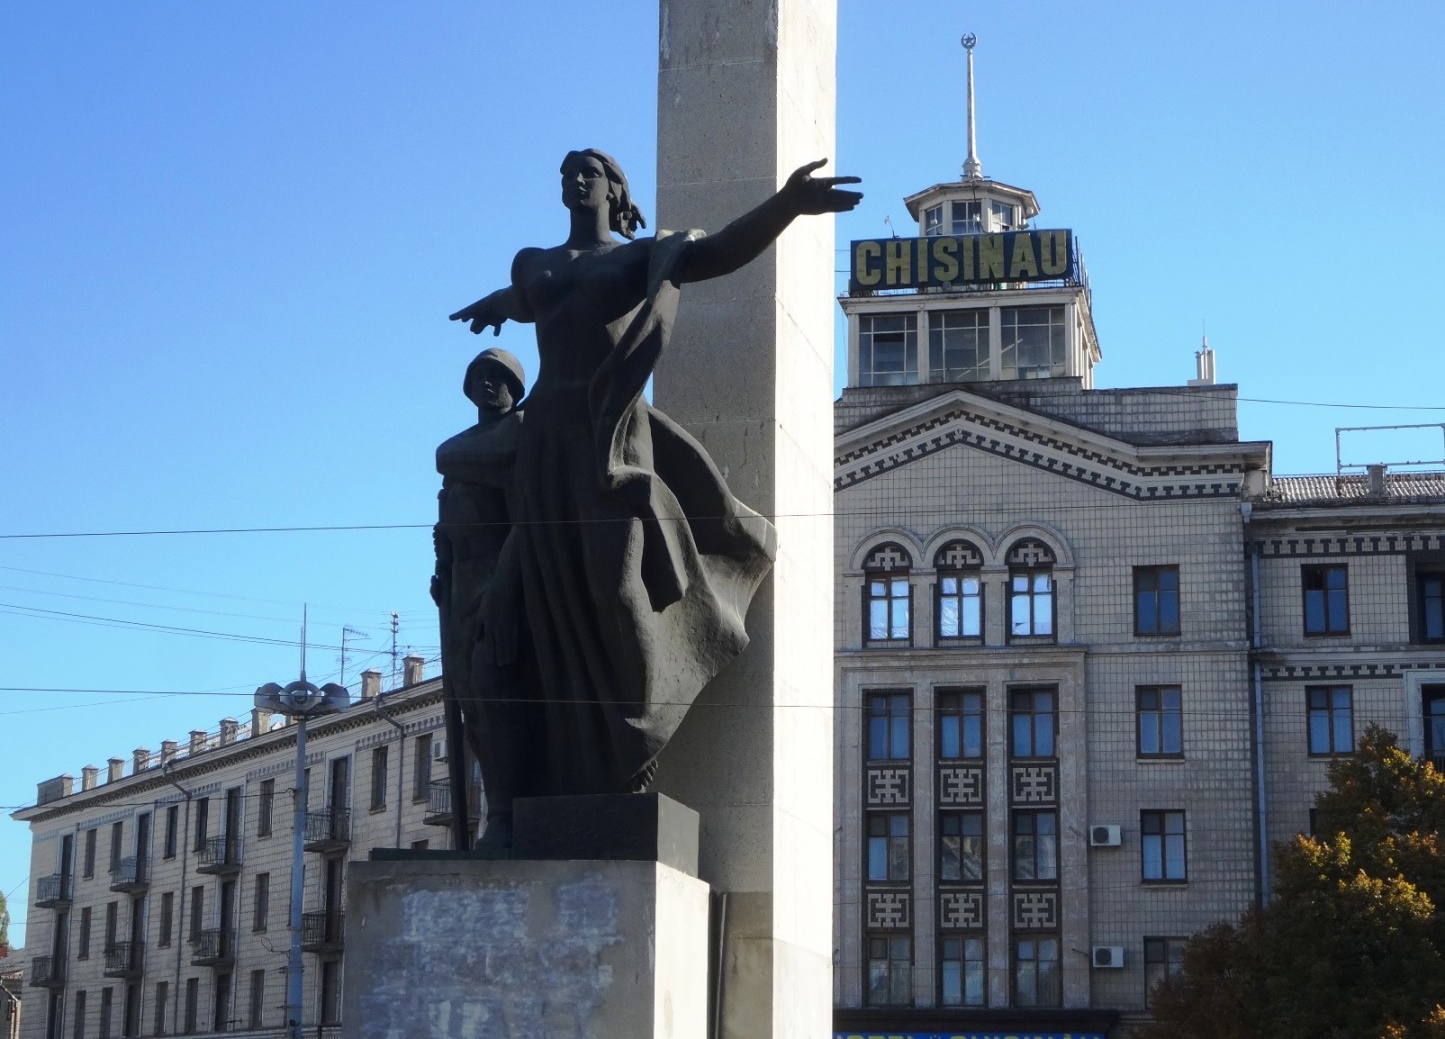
450,149 -> 860,843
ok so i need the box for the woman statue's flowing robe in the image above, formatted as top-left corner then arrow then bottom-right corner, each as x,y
508,230 -> 776,796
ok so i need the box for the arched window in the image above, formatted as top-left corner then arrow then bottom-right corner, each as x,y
864,542 -> 912,643
935,540 -> 984,641
1006,538 -> 1056,640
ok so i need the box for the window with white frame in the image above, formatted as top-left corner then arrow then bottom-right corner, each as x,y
1000,305 -> 1066,380
1007,539 -> 1056,640
922,204 -> 944,236
951,200 -> 983,235
935,540 -> 984,640
859,313 -> 919,386
864,543 -> 912,643
928,309 -> 990,382
989,200 -> 1016,231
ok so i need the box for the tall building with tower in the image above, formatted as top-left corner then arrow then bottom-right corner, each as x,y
830,35 -> 1445,1037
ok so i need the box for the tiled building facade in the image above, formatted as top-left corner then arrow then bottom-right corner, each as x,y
14,660 -> 468,1039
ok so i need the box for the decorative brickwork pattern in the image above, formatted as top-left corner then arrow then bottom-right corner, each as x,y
938,765 -> 984,806
1012,890 -> 1059,929
935,539 -> 984,568
1005,538 -> 1056,567
866,890 -> 911,929
1010,764 -> 1058,805
939,890 -> 984,930
1251,533 -> 1445,557
864,543 -> 911,570
866,767 -> 911,806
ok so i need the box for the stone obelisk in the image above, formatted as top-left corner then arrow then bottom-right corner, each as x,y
653,2 -> 837,1037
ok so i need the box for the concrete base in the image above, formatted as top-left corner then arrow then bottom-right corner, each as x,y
343,857 -> 709,1039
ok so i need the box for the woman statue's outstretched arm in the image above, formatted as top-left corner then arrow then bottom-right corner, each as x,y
675,159 -> 861,284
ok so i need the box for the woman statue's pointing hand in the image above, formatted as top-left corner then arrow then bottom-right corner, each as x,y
784,158 -> 863,216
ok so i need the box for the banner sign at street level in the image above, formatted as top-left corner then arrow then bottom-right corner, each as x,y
834,1033 -> 1105,1039
848,229 -> 1074,292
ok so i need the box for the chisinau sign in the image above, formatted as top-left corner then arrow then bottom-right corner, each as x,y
849,228 -> 1074,292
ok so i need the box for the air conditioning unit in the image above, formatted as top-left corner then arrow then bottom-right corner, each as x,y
1089,824 -> 1122,847
1092,946 -> 1125,969
431,740 -> 448,763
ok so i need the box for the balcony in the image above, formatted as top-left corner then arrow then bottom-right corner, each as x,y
27,955 -> 64,989
109,855 -> 149,892
196,836 -> 241,875
189,928 -> 235,968
303,807 -> 351,853
103,941 -> 144,979
301,911 -> 345,954
34,874 -> 71,908
423,779 -> 482,828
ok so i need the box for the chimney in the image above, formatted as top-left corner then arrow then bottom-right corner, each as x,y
188,730 -> 208,755
107,757 -> 125,784
251,707 -> 272,737
37,775 -> 74,806
360,669 -> 382,701
219,718 -> 239,746
403,655 -> 425,686
81,765 -> 99,791
133,748 -> 151,773
160,741 -> 178,765
1367,463 -> 1388,497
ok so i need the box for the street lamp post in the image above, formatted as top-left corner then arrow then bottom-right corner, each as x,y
254,675 -> 349,1039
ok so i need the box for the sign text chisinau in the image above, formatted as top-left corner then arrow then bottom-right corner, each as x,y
849,229 -> 1074,292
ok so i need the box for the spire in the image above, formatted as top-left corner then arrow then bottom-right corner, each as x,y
962,33 -> 982,180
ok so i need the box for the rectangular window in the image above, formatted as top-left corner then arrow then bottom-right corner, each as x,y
1010,687 -> 1056,758
154,982 -> 169,1037
999,305 -> 1066,380
939,935 -> 985,1007
859,313 -> 919,387
211,974 -> 230,1033
1419,573 -> 1444,642
158,892 -> 174,948
252,874 -> 269,933
1008,569 -> 1054,638
84,828 -> 97,879
1141,810 -> 1187,882
1144,936 -> 1188,1008
866,934 -> 911,1006
193,798 -> 209,853
866,812 -> 910,882
99,988 -> 114,1039
989,200 -> 1016,232
183,978 -> 198,1035
1302,564 -> 1350,635
937,572 -> 982,640
950,200 -> 982,236
938,811 -> 983,882
1014,937 -> 1061,1007
110,821 -> 124,875
937,689 -> 982,759
78,906 -> 92,959
1137,686 -> 1183,757
104,901 -> 118,949
124,983 -> 140,1039
320,960 -> 342,1025
866,574 -> 911,642
865,691 -> 910,761
371,746 -> 389,810
928,309 -> 989,382
1012,810 -> 1058,881
257,779 -> 275,838
189,887 -> 205,941
247,970 -> 265,1030
414,735 -> 433,801
164,806 -> 178,860
1134,565 -> 1181,635
72,991 -> 86,1039
1307,686 -> 1354,755
922,204 -> 943,237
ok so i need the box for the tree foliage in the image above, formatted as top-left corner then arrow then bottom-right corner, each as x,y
1142,726 -> 1445,1039
0,888 -> 8,949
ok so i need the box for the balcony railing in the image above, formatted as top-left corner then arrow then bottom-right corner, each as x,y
303,807 -> 351,852
1429,749 -> 1445,773
27,955 -> 64,988
109,855 -> 148,891
196,836 -> 242,875
190,928 -> 235,967
301,911 -> 345,952
34,874 -> 71,908
424,779 -> 482,827
103,941 -> 144,978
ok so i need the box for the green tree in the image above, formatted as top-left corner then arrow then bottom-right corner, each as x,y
1143,726 -> 1445,1039
0,888 -> 8,950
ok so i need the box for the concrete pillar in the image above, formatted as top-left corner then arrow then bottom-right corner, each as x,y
653,2 -> 836,1035
218,719 -> 239,746
403,654 -> 425,687
160,741 -> 178,765
360,669 -> 383,701
250,707 -> 272,737
107,757 -> 125,784
133,748 -> 151,773
81,766 -> 99,792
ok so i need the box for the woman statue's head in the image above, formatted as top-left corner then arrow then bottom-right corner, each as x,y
561,149 -> 646,240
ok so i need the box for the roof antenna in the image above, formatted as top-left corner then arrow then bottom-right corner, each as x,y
1191,320 -> 1216,386
299,603 -> 308,682
962,34 -> 983,180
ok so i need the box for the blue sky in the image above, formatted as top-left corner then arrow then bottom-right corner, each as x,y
3,1 -> 1443,945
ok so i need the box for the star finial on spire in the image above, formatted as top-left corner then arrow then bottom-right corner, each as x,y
962,33 -> 983,180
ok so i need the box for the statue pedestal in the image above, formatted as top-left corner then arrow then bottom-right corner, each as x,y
342,795 -> 710,1039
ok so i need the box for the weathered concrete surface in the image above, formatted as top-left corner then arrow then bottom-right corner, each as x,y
343,858 -> 709,1039
653,1 -> 837,1037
